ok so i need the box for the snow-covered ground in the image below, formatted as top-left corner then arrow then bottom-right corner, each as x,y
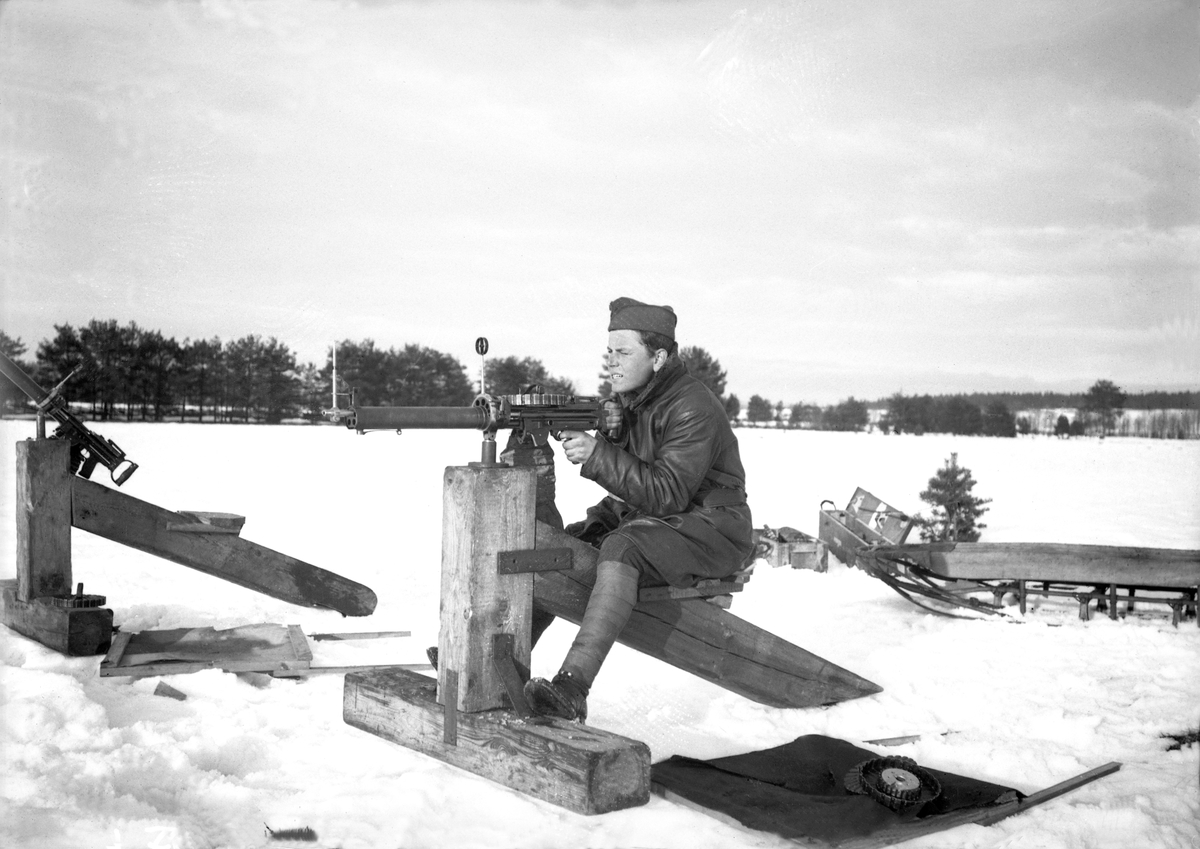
1,421 -> 1197,849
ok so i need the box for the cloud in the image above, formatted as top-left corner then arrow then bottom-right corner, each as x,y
1,0 -> 1195,403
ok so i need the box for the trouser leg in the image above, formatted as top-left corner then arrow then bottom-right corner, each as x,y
561,560 -> 640,687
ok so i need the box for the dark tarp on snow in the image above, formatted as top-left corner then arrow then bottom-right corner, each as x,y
651,734 -> 1022,846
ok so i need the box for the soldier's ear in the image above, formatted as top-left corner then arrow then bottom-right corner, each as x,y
652,349 -> 668,371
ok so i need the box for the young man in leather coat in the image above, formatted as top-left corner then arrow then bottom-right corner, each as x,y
524,297 -> 754,721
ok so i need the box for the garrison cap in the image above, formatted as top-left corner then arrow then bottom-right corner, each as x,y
608,297 -> 677,340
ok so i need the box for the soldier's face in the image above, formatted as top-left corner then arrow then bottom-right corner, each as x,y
607,329 -> 659,394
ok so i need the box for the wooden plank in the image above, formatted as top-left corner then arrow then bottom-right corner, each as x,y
861,735 -> 921,747
972,762 -> 1122,826
890,542 -> 1200,588
71,476 -> 377,616
99,659 -> 308,678
103,630 -> 133,667
99,661 -> 427,679
271,663 -> 432,678
652,761 -> 1121,849
1,580 -> 113,656
344,667 -> 651,815
15,439 -> 72,601
533,522 -> 882,709
309,630 -> 412,642
638,580 -> 746,602
437,465 -> 536,713
287,624 -> 314,662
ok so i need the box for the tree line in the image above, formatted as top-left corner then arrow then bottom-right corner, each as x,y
2,322 -> 1192,440
1,322 -> 499,423
0,321 -> 658,423
742,395 -> 871,431
733,379 -> 1197,439
935,388 -> 1199,412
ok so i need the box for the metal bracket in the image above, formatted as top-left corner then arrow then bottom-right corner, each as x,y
443,668 -> 458,746
496,548 -> 572,575
491,633 -> 533,717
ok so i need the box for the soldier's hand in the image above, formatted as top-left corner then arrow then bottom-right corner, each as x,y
600,399 -> 623,436
559,430 -> 597,465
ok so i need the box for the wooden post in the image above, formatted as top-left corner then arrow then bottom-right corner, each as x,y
343,463 -> 651,815
437,464 -> 536,713
2,438 -> 112,656
15,439 -> 72,601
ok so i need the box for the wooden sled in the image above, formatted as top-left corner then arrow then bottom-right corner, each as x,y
866,542 -> 1200,626
820,487 -> 1199,626
533,521 -> 882,709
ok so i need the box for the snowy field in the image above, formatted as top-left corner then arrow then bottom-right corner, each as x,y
1,420 -> 1198,849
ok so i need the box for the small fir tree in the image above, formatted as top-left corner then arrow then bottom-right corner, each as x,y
917,453 -> 991,542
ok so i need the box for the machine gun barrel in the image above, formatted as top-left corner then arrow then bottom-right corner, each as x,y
0,353 -> 49,404
351,405 -> 489,433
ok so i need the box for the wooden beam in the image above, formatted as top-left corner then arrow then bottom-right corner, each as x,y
344,667 -> 651,815
637,578 -> 746,603
70,476 -> 376,616
890,542 -> 1200,588
437,465 -> 536,713
15,439 -> 72,601
533,522 -> 882,709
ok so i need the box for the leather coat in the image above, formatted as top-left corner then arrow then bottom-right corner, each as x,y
576,355 -> 754,586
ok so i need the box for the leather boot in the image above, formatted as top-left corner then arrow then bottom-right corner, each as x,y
524,669 -> 590,722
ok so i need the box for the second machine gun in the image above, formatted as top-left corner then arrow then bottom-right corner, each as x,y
0,351 -> 138,485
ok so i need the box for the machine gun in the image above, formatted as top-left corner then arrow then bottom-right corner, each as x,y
326,390 -> 610,465
323,336 -> 615,464
0,352 -> 138,486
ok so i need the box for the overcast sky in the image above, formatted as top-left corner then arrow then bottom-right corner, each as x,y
2,0 -> 1196,404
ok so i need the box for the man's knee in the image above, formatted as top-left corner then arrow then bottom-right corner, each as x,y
596,533 -> 637,567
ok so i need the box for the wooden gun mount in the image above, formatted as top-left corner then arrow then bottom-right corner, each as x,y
71,477 -> 377,617
532,521 -> 882,709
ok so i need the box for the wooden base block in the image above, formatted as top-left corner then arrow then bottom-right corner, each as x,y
0,580 -> 113,656
344,667 -> 650,815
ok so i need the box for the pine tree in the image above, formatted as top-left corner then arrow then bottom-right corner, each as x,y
917,453 -> 991,542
